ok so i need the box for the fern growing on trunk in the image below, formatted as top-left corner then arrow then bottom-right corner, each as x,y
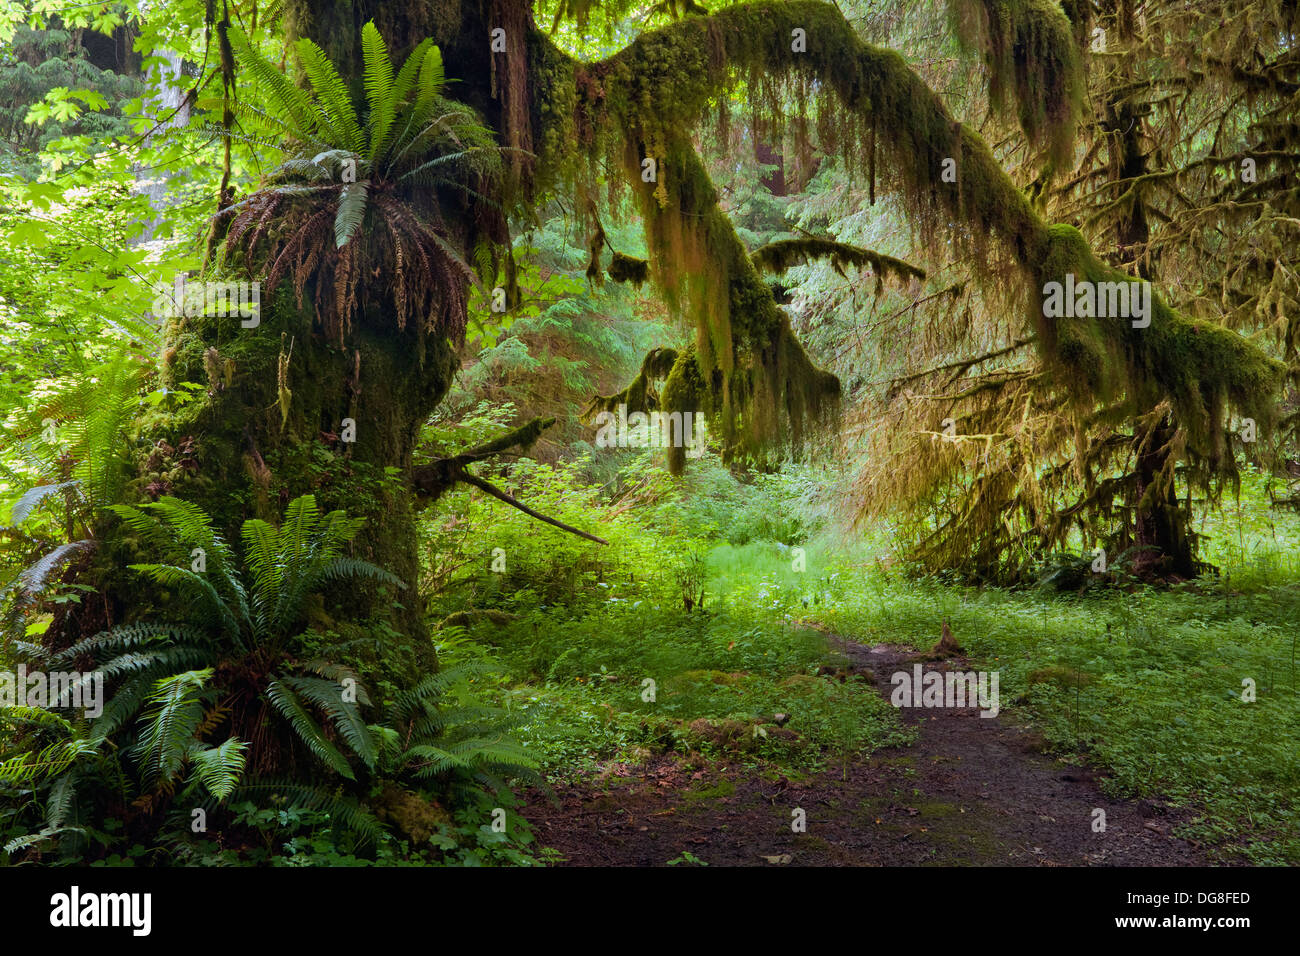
212,22 -> 509,342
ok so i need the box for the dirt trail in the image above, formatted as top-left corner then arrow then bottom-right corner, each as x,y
522,639 -> 1212,866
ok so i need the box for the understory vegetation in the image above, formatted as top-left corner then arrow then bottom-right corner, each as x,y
424,455 -> 1300,864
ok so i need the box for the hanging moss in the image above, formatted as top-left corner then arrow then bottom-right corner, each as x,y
545,0 -> 1283,472
1035,224 -> 1284,465
660,344 -> 711,474
608,251 -> 651,286
584,216 -> 607,287
529,29 -> 581,198
947,0 -> 1084,169
584,346 -> 679,416
615,128 -> 840,467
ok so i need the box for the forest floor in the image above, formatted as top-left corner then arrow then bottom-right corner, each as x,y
521,638 -> 1214,866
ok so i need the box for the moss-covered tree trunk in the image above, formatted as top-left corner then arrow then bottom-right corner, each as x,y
151,288 -> 456,678
140,0 -> 522,682
1131,417 -> 1196,578
1103,51 -> 1197,578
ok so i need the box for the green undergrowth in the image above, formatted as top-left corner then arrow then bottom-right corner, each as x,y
424,456 -> 911,779
427,452 -> 1300,862
443,593 -> 911,780
810,483 -> 1300,864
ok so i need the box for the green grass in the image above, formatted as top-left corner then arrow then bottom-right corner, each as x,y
460,599 -> 912,778
790,489 -> 1300,864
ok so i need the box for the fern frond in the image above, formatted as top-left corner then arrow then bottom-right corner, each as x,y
301,660 -> 371,706
3,828 -> 62,854
46,773 -> 76,829
97,645 -> 214,682
229,28 -> 323,143
392,38 -> 434,106
268,499 -> 366,634
129,497 -> 249,627
400,737 -> 536,779
282,675 -> 376,767
0,736 -> 97,784
221,100 -> 325,151
0,707 -> 74,735
188,737 -> 248,800
390,660 -> 495,722
409,703 -> 511,738
13,540 -> 94,595
294,38 -> 365,152
48,623 -> 212,669
309,149 -> 365,180
240,517 -> 280,633
135,669 -> 212,791
265,679 -> 355,779
7,481 -> 80,525
89,673 -> 156,740
319,557 -> 405,591
396,145 -> 496,185
2,540 -> 95,648
107,503 -> 183,562
335,180 -> 370,247
268,158 -> 334,183
361,21 -> 397,163
370,723 -> 402,762
398,743 -> 466,775
232,780 -> 385,845
70,355 -> 142,510
411,44 -> 446,125
126,564 -> 241,639
403,737 -> 538,779
206,122 -> 322,154
387,107 -> 465,173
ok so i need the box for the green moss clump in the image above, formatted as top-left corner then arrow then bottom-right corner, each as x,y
1034,224 -> 1285,466
607,251 -> 651,286
750,237 -> 925,292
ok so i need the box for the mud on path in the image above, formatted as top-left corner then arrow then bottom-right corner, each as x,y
521,639 -> 1214,866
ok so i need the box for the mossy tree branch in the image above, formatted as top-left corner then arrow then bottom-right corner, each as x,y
750,237 -> 926,290
553,0 -> 1284,468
